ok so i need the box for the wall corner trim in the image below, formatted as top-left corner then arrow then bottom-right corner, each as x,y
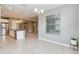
38,37 -> 70,47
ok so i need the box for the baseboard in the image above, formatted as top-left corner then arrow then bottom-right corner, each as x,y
38,37 -> 70,47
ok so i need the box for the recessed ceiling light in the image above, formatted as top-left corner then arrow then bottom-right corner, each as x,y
34,8 -> 38,12
34,8 -> 44,14
41,9 -> 44,13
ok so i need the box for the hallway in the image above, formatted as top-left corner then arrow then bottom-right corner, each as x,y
0,34 -> 79,54
0,4 -> 79,54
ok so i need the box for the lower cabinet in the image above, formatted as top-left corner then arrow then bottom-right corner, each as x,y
16,30 -> 25,40
9,29 -> 25,40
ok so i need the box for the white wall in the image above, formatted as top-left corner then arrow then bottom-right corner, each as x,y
38,5 -> 78,45
77,5 -> 79,36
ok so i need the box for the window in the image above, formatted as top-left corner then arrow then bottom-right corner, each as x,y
46,14 -> 60,34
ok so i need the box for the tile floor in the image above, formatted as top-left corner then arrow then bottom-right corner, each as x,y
0,33 -> 79,54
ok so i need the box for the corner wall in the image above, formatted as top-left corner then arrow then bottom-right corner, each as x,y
38,5 -> 78,45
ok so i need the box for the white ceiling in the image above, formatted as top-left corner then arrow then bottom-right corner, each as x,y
0,4 -> 63,19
